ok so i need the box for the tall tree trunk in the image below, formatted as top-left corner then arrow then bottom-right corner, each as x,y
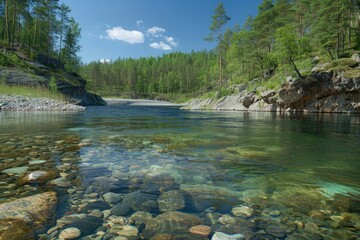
11,1 -> 16,50
32,17 -> 37,52
17,13 -> 21,45
5,0 -> 10,45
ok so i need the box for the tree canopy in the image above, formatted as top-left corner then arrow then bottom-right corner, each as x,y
0,0 -> 81,72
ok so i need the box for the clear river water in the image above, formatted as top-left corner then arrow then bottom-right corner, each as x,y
0,104 -> 360,240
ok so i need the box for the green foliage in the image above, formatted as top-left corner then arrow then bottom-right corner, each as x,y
274,25 -> 304,78
50,76 -> 58,93
331,58 -> 359,68
0,1 -> 81,72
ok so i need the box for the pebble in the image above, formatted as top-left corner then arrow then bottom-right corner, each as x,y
231,206 -> 254,218
59,227 -> 81,239
211,232 -> 244,240
218,215 -> 237,225
103,192 -> 122,204
108,216 -> 129,225
111,225 -> 138,238
29,160 -> 47,165
189,225 -> 212,237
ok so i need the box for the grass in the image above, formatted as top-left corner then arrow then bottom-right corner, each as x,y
0,85 -> 70,102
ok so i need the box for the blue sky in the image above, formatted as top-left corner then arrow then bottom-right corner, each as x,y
59,0 -> 263,63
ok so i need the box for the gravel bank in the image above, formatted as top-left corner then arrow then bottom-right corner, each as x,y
105,98 -> 184,107
0,94 -> 86,111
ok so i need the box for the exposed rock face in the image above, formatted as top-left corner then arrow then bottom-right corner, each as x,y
0,65 -> 106,106
0,192 -> 57,240
182,71 -> 360,113
278,72 -> 360,112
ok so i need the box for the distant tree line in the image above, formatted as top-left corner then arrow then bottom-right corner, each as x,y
80,51 -> 218,98
81,0 -> 360,97
0,0 -> 81,72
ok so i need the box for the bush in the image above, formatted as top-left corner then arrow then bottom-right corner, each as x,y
49,76 -> 58,93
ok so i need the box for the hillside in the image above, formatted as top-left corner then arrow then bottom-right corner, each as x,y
0,49 -> 106,106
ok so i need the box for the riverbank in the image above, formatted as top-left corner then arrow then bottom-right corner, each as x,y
105,98 -> 185,107
182,70 -> 360,114
0,94 -> 85,111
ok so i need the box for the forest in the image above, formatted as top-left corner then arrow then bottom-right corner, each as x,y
87,1 -> 359,99
0,0 -> 81,72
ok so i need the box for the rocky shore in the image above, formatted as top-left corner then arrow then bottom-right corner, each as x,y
182,54 -> 360,114
0,94 -> 86,111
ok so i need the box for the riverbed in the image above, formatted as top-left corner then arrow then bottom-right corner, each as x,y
0,105 -> 360,239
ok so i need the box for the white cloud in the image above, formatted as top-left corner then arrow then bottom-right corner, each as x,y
147,26 -> 166,37
166,36 -> 178,47
106,27 -> 144,44
100,59 -> 110,64
137,20 -> 143,27
150,41 -> 172,51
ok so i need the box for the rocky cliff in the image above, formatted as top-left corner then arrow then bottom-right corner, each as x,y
0,52 -> 106,106
183,54 -> 360,114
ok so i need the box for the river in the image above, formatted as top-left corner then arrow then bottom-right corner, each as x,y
1,105 -> 360,239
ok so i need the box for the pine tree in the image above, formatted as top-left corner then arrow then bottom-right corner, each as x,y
205,2 -> 230,88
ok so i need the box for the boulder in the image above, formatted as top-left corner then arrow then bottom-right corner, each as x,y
0,192 -> 57,240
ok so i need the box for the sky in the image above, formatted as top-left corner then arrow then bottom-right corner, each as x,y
59,0 -> 263,63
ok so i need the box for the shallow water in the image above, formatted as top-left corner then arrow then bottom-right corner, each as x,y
1,106 -> 360,239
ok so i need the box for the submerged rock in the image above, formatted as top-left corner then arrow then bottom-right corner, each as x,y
180,184 -> 241,212
211,232 -> 244,240
157,190 -> 185,212
58,227 -> 81,240
0,192 -> 57,240
61,215 -> 103,236
16,170 -> 58,186
48,177 -> 72,187
189,225 -> 212,237
143,211 -> 201,239
1,166 -> 29,175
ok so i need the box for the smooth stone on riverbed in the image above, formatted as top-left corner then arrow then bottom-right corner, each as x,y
231,206 -> 254,218
110,225 -> 138,238
1,166 -> 29,175
189,225 -> 212,237
29,160 -> 47,165
157,190 -> 185,212
103,192 -> 122,204
16,170 -> 58,186
211,232 -> 244,240
130,211 -> 153,227
58,227 -> 81,240
48,177 -> 72,187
